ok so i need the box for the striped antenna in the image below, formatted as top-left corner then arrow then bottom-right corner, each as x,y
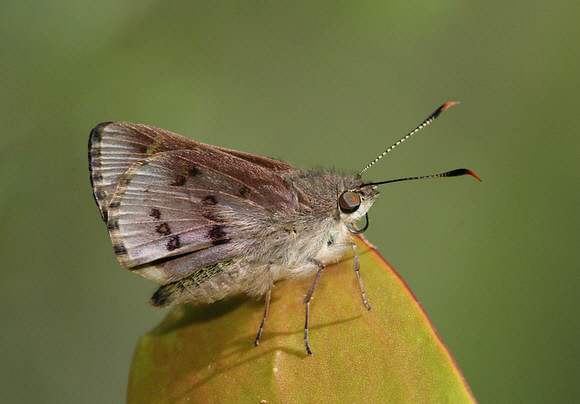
359,101 -> 459,175
362,168 -> 481,188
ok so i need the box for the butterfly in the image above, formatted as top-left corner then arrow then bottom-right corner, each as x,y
89,102 -> 479,354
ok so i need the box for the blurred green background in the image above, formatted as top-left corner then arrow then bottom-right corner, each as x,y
1,1 -> 578,402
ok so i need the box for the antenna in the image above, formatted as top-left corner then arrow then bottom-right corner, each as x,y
359,101 -> 459,175
362,168 -> 481,188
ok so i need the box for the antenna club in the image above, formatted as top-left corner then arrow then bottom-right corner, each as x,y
465,169 -> 482,182
446,168 -> 482,182
441,100 -> 460,112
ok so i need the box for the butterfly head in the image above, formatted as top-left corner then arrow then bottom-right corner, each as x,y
337,177 -> 379,234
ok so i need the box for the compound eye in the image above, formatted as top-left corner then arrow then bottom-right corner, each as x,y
338,191 -> 361,214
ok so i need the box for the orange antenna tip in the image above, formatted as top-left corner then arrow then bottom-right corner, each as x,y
465,169 -> 482,182
441,101 -> 460,112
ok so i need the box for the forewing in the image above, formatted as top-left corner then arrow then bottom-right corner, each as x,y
107,149 -> 298,282
89,121 -> 293,222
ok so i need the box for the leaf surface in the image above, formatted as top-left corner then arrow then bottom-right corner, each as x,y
128,237 -> 474,403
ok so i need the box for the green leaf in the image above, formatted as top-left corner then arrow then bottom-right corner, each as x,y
128,237 -> 474,403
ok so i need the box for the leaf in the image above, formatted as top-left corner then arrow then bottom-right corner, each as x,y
128,237 -> 474,403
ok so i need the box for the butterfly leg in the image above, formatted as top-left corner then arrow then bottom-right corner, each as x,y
254,286 -> 272,346
349,242 -> 372,310
304,259 -> 325,355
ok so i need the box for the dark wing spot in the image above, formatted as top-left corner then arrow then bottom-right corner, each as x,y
208,225 -> 227,241
113,244 -> 127,255
238,186 -> 251,198
109,201 -> 120,209
155,222 -> 172,236
203,195 -> 218,205
188,166 -> 199,176
212,239 -> 230,246
166,235 -> 181,251
107,220 -> 119,230
150,208 -> 161,219
170,175 -> 187,186
95,189 -> 106,201
92,173 -> 103,181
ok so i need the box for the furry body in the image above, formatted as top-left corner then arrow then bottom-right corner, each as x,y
152,170 -> 377,306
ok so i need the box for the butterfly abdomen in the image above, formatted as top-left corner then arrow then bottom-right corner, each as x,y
150,260 -> 238,307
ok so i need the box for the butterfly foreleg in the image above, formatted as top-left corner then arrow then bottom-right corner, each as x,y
324,241 -> 372,310
254,282 -> 272,347
347,242 -> 371,310
303,258 -> 325,355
